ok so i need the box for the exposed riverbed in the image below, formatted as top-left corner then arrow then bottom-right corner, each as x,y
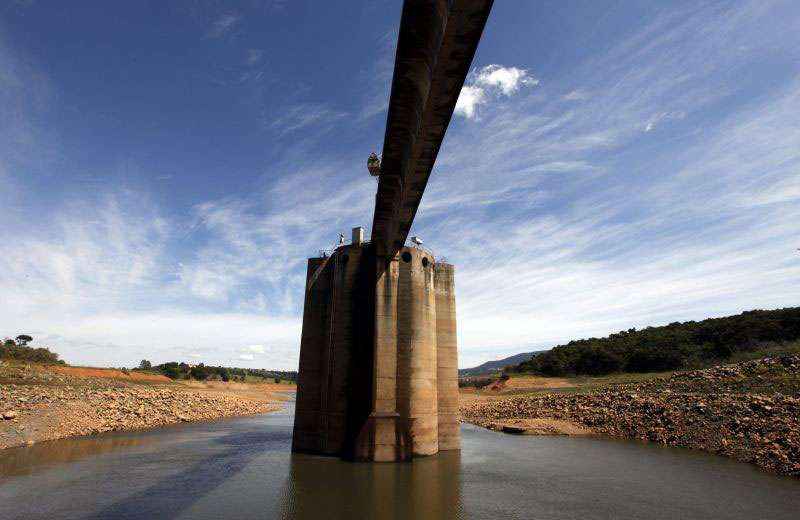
0,399 -> 797,520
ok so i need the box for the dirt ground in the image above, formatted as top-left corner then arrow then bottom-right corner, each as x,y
49,365 -> 172,383
0,362 -> 295,449
461,356 -> 800,477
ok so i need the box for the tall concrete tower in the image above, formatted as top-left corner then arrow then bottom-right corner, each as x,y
291,0 -> 493,461
292,240 -> 458,460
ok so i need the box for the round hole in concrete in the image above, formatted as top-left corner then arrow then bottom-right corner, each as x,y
401,252 -> 412,263
421,257 -> 429,268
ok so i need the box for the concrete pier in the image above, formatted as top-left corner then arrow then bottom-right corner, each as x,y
435,263 -> 460,451
293,0 -> 492,462
292,245 -> 458,461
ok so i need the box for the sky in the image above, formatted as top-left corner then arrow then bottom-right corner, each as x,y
1,0 -> 799,370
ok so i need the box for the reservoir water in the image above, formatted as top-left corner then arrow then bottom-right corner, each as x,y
0,399 -> 797,519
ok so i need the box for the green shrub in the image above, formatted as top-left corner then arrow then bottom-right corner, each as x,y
516,307 -> 800,376
0,336 -> 65,365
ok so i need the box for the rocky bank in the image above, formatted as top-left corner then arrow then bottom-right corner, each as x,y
0,364 -> 281,450
461,355 -> 800,477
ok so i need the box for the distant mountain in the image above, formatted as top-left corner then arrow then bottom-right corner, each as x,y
459,351 -> 543,377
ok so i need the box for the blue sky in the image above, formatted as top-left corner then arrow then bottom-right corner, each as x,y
2,0 -> 799,370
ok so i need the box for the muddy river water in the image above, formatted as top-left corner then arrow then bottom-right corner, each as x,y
0,399 -> 797,519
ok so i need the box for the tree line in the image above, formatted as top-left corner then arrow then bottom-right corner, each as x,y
511,307 -> 800,376
1,335 -> 65,364
137,360 -> 297,383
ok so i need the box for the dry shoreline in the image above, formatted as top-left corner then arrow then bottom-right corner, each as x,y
460,356 -> 800,477
0,363 -> 292,450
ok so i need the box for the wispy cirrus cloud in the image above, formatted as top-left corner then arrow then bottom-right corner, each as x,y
207,13 -> 242,39
266,102 -> 348,136
414,0 -> 800,366
4,0 -> 799,373
357,28 -> 399,122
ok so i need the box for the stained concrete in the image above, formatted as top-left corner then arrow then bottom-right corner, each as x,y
294,0 -> 491,462
292,245 -> 458,461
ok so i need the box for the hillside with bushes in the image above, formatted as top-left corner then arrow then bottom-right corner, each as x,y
140,361 -> 297,384
512,307 -> 800,376
1,336 -> 65,365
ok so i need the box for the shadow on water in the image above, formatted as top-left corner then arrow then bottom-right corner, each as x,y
1,402 -> 798,520
278,450 -> 463,520
83,428 -> 291,520
0,434 -> 151,478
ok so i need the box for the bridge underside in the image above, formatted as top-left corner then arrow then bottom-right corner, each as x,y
292,0 -> 492,461
371,0 -> 494,259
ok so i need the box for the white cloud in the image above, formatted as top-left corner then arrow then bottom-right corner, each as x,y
246,49 -> 264,66
644,111 -> 686,132
454,85 -> 486,119
208,13 -> 242,38
474,64 -> 539,96
358,29 -> 398,121
747,176 -> 800,206
2,308 -> 300,369
413,0 -> 800,367
4,0 -> 799,374
562,89 -> 590,101
267,103 -> 348,135
454,64 -> 538,119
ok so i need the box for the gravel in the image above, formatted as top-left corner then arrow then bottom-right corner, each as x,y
461,355 -> 800,477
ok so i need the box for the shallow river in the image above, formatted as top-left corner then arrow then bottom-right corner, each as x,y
0,399 -> 797,519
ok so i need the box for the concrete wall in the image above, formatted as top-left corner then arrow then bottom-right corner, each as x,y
293,257 -> 331,454
293,244 -> 458,461
434,263 -> 459,450
396,247 -> 439,456
292,246 -> 374,457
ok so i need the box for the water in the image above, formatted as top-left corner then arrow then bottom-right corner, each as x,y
0,399 -> 797,520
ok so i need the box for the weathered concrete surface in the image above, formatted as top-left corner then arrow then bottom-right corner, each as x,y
294,0 -> 491,461
293,247 -> 374,457
293,246 -> 457,461
395,248 -> 439,457
371,0 -> 494,258
435,263 -> 460,450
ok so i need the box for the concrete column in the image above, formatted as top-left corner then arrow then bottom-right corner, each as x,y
292,258 -> 332,453
354,254 -> 404,461
295,245 -> 459,461
434,263 -> 459,450
396,247 -> 438,456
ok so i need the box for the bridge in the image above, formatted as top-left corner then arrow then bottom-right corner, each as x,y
293,0 -> 493,462
372,0 -> 494,258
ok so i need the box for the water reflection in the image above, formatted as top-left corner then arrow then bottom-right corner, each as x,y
0,433 -> 151,478
279,450 -> 462,519
1,410 -> 798,520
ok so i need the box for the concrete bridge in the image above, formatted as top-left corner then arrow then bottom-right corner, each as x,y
293,0 -> 494,462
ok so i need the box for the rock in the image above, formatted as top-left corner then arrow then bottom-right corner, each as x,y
2,410 -> 18,420
461,355 -> 800,478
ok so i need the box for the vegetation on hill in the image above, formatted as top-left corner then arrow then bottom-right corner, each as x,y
0,336 -> 296,384
138,360 -> 297,384
512,307 -> 800,376
1,336 -> 65,365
